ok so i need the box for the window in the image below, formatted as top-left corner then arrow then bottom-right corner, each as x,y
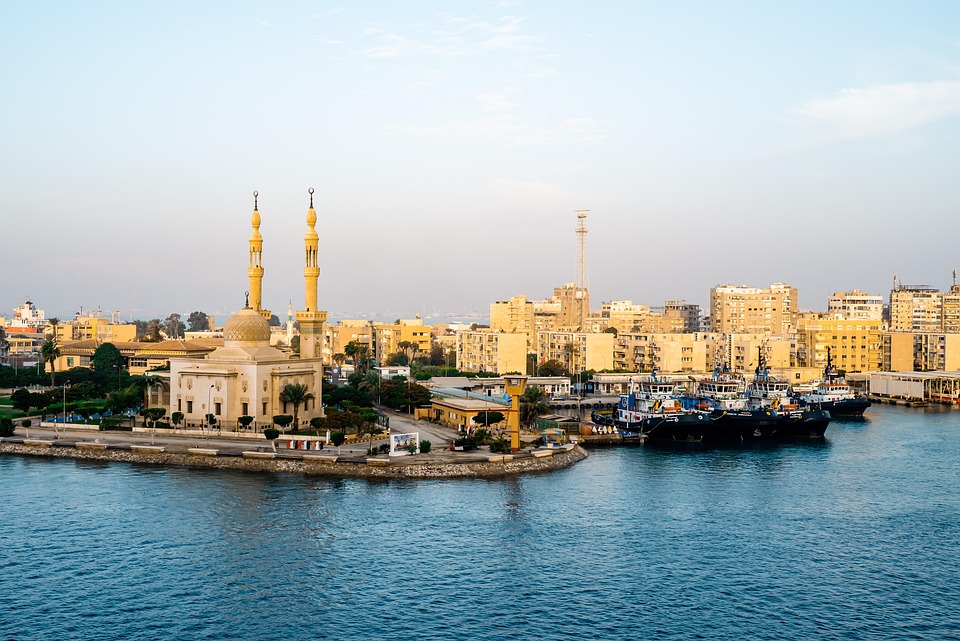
177,399 -> 182,412
242,402 -> 248,416
67,357 -> 74,367
215,402 -> 221,416
262,402 -> 268,416
187,400 -> 193,413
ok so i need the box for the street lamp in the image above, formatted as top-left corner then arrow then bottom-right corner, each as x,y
59,382 -> 72,439
207,383 -> 215,438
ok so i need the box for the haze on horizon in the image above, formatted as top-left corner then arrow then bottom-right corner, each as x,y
3,1 -> 960,322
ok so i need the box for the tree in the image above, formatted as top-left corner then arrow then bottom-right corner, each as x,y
92,343 -> 123,389
238,415 -> 253,430
46,317 -> 61,343
538,359 -> 568,377
603,326 -> 618,336
383,352 -> 409,366
268,314 -> 281,327
171,411 -> 184,428
273,414 -> 294,433
379,379 -> 431,413
162,314 -> 185,339
139,407 -> 166,428
41,339 -> 61,387
143,319 -> 163,342
187,311 -> 210,332
290,335 -> 300,354
0,418 -> 14,437
332,352 -> 346,376
263,427 -> 280,451
472,411 -> 505,427
329,431 -> 345,455
279,383 -> 315,431
11,388 -> 33,414
358,408 -> 381,454
520,386 -> 550,428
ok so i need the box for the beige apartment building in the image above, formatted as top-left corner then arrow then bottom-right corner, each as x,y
536,331 -> 614,373
490,295 -> 535,335
49,315 -> 138,343
881,331 -> 960,371
888,286 -> 942,332
710,283 -> 798,335
614,332 -> 712,373
795,316 -> 883,373
827,290 -> 884,321
324,318 -> 431,367
456,330 -> 527,374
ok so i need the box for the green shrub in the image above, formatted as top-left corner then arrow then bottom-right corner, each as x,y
330,431 -> 345,447
419,439 -> 432,454
238,415 -> 254,428
406,443 -> 418,455
273,415 -> 293,429
0,418 -> 14,437
489,438 -> 510,454
378,443 -> 390,454
263,428 -> 280,440
21,419 -> 32,429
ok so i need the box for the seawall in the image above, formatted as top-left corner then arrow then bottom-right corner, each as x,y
0,440 -> 588,479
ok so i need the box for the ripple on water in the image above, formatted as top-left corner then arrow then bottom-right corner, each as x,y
2,405 -> 960,640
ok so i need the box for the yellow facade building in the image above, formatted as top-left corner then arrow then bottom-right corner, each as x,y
456,330 -> 527,374
536,331 -> 614,373
49,316 -> 138,343
888,286 -> 942,332
795,316 -> 882,373
710,283 -> 798,335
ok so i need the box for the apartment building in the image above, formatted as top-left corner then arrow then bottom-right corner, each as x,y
709,282 -> 797,335
536,331 -> 614,373
795,316 -> 883,373
456,330 -> 527,374
827,290 -> 884,321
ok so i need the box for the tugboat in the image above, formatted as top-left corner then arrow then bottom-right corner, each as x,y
799,347 -> 872,418
747,349 -> 831,438
594,371 -> 709,442
682,364 -> 780,441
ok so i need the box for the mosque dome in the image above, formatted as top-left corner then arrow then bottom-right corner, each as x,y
223,307 -> 271,344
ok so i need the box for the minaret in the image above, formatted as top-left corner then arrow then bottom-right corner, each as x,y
295,188 -> 327,359
248,191 -> 271,321
286,300 -> 295,344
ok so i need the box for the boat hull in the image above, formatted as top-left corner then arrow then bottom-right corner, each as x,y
802,397 -> 870,418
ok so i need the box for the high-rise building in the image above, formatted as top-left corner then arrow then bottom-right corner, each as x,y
888,285 -> 942,332
827,290 -> 883,321
709,282 -> 798,335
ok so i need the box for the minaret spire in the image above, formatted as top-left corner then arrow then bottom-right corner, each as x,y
295,187 -> 327,359
247,190 -> 271,320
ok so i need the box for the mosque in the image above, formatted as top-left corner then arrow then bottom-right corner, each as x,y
168,190 -> 327,429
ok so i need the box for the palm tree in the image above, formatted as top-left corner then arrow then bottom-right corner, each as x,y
46,317 -> 61,343
355,345 -> 371,375
41,339 -> 61,388
279,383 -> 315,431
519,386 -> 549,428
358,371 -> 380,402
332,352 -> 346,377
344,341 -> 359,374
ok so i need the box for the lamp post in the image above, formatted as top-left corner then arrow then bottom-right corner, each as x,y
59,382 -> 71,439
207,383 -> 214,439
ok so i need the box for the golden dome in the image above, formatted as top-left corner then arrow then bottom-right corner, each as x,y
223,307 -> 271,344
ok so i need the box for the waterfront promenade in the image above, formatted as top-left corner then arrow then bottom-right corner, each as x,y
0,409 -> 587,478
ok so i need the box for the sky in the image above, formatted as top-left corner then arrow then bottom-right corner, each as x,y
3,1 -> 960,322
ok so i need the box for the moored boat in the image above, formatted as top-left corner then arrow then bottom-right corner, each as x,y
799,347 -> 871,418
748,350 -> 830,438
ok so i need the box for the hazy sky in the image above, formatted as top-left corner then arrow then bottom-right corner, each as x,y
4,1 -> 960,322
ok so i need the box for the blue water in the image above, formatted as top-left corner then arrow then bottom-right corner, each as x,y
2,405 -> 959,640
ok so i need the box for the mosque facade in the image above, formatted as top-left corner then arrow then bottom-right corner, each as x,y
167,191 -> 326,429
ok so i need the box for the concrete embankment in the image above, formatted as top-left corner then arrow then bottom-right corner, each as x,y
0,439 -> 588,479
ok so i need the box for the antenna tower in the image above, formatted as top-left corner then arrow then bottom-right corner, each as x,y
575,209 -> 590,329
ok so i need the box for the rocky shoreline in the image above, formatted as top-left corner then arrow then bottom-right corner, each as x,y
0,440 -> 588,479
